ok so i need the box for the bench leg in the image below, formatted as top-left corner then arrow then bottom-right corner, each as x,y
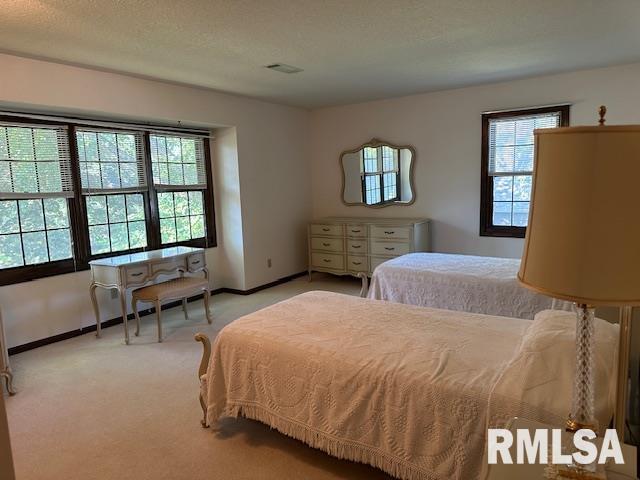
155,300 -> 163,343
132,297 -> 141,336
203,289 -> 213,325
182,298 -> 189,320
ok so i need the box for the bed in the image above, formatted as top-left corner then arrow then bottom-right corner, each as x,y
366,252 -> 571,319
195,291 -> 618,480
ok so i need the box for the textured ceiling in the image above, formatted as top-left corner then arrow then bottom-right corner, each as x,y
2,0 -> 640,108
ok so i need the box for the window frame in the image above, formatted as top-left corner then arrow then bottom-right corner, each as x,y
479,105 -> 569,238
360,146 -> 401,205
0,114 -> 216,285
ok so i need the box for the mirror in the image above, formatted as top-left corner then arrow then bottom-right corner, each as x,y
340,138 -> 415,207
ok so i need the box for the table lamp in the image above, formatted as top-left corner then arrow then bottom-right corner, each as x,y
518,107 -> 640,475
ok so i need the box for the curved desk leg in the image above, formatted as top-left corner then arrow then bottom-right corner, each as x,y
1,370 -> 16,396
89,282 -> 101,338
357,272 -> 369,298
118,287 -> 130,345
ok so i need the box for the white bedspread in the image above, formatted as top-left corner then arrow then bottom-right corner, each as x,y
368,252 -> 570,319
203,291 -> 617,480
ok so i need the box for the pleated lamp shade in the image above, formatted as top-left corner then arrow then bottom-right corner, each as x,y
518,124 -> 640,306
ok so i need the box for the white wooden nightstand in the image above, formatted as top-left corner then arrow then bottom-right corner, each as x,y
485,418 -> 637,480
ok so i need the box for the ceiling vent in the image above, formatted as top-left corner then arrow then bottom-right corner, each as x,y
265,63 -> 303,74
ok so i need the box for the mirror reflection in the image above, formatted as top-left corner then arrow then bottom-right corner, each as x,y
341,139 -> 415,207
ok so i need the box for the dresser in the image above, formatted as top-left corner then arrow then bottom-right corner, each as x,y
89,246 -> 208,345
308,217 -> 430,278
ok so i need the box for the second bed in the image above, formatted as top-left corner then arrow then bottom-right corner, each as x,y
366,252 -> 570,319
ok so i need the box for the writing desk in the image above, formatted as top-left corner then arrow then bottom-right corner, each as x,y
89,246 -> 208,344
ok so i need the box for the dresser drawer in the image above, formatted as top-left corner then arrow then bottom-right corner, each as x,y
346,255 -> 368,272
151,259 -> 186,276
310,224 -> 343,237
124,265 -> 149,285
370,241 -> 411,256
370,225 -> 411,240
346,239 -> 367,254
311,252 -> 345,270
311,237 -> 344,253
370,256 -> 391,272
187,252 -> 206,271
346,224 -> 366,237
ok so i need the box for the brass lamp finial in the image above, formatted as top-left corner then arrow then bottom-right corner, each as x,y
598,105 -> 607,126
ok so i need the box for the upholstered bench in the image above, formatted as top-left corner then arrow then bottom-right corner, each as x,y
132,276 -> 212,343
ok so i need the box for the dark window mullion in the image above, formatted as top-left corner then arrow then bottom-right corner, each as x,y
142,132 -> 160,250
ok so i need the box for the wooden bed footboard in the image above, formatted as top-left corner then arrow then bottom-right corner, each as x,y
357,272 -> 369,298
194,333 -> 211,428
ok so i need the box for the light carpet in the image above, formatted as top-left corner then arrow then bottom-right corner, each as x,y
5,274 -> 390,480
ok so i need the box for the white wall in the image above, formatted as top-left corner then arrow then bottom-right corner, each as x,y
310,62 -> 640,258
0,53 -> 311,348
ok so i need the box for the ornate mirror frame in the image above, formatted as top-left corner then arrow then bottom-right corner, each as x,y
339,138 -> 416,208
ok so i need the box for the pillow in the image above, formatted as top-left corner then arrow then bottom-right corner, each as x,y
488,309 -> 619,432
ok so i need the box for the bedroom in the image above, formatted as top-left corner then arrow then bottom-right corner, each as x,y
1,1 -> 639,479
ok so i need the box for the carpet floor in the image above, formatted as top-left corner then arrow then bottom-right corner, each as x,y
5,274 -> 390,480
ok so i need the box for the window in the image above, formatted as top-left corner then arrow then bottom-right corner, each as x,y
150,134 -> 209,245
362,146 -> 400,205
77,129 -> 149,255
0,122 -> 75,275
480,105 -> 569,237
0,114 -> 216,286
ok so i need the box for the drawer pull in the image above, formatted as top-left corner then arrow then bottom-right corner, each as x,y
322,228 -> 330,232
384,231 -> 395,235
352,261 -> 362,266
191,260 -> 201,265
131,272 -> 144,277
351,229 -> 361,233
351,245 -> 361,249
323,259 -> 332,263
322,242 -> 331,247
384,247 -> 395,251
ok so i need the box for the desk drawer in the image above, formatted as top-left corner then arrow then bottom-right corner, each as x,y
125,265 -> 149,285
311,252 -> 344,270
346,239 -> 367,254
310,224 -> 343,237
370,241 -> 411,256
311,237 -> 344,253
187,252 -> 206,272
370,226 -> 411,240
346,255 -> 368,272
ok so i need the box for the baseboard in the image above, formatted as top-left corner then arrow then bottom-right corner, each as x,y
7,271 -> 307,356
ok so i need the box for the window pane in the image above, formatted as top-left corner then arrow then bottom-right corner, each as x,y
514,145 -> 534,172
513,202 -> 530,227
109,222 -> 129,252
119,163 -> 139,188
176,216 -> 191,241
38,162 -> 63,192
44,198 -> 69,229
150,134 -> 205,187
128,221 -> 147,249
513,175 -> 532,201
174,192 -> 189,217
160,218 -> 176,244
190,215 -> 205,238
89,225 -> 110,254
19,199 -> 45,232
189,191 -> 203,215
86,196 -> 108,225
493,202 -> 512,226
12,162 -> 37,192
0,201 -> 19,234
0,234 -> 23,268
48,229 -> 72,261
493,176 -> 513,201
7,127 -> 35,160
107,195 -> 126,223
158,192 -> 174,218
126,194 -> 145,221
98,133 -> 118,161
22,231 -> 48,265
